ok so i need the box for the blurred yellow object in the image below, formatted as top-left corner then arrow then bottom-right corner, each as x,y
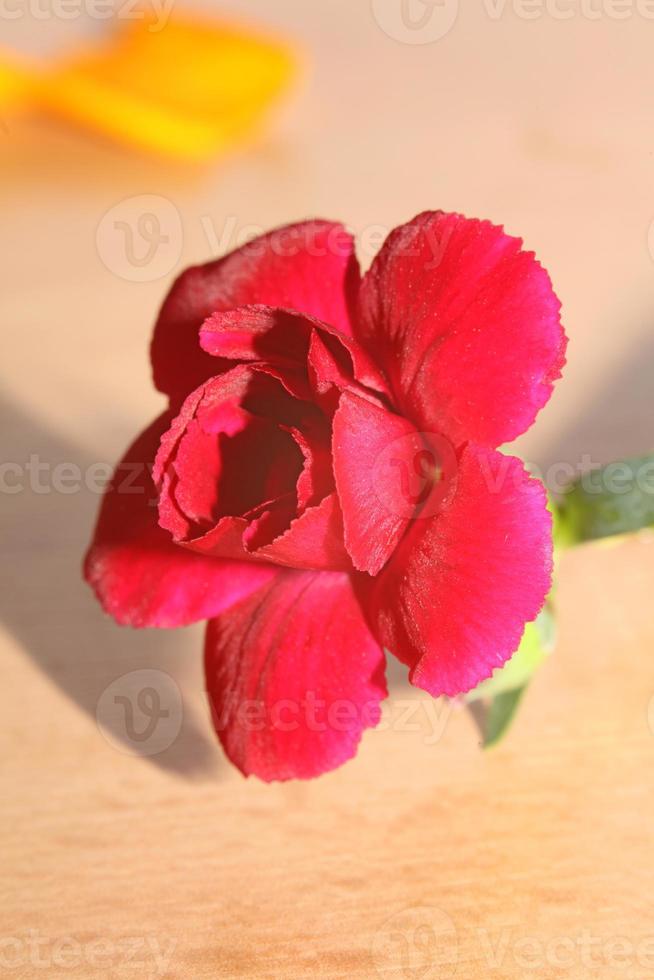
0,54 -> 33,110
0,16 -> 295,160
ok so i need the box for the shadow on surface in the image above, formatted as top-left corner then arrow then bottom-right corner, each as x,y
1,393 -> 221,779
539,324 -> 654,473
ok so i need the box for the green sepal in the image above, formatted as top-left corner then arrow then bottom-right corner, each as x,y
483,686 -> 528,748
464,451 -> 654,748
549,492 -> 577,553
465,605 -> 554,748
555,452 -> 654,544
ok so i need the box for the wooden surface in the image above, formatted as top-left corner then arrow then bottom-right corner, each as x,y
2,3 -> 654,978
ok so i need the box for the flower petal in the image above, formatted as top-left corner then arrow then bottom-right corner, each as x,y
84,414 -> 278,628
153,366 -> 345,569
151,221 -> 360,402
200,304 -> 388,398
368,446 -> 553,696
171,397 -> 301,528
288,417 -> 334,512
332,391 -> 420,575
205,570 -> 387,781
154,366 -> 309,538
245,492 -> 351,570
357,211 -> 566,448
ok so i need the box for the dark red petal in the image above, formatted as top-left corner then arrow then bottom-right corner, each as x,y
241,494 -> 299,552
357,211 -> 566,448
245,493 -> 351,571
154,367 -> 348,570
332,391 -> 420,575
173,407 -> 300,528
154,367 -> 306,544
369,446 -> 553,696
151,220 -> 360,403
286,418 -> 334,512
198,304 -> 309,364
175,514 -> 251,560
205,570 -> 387,781
200,305 -> 389,398
83,415 -> 278,628
306,329 -> 363,413
182,493 -> 351,571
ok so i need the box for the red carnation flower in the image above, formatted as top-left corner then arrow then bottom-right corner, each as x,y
85,212 -> 566,781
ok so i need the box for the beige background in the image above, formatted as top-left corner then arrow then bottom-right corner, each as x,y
2,2 -> 654,977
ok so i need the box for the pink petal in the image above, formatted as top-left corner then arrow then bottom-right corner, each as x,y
151,220 -> 360,403
369,446 -> 553,696
357,211 -> 566,448
332,391 -> 422,575
205,570 -> 387,781
84,415 -> 278,628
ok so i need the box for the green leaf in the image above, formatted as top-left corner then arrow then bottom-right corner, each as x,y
555,452 -> 654,544
484,686 -> 527,748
